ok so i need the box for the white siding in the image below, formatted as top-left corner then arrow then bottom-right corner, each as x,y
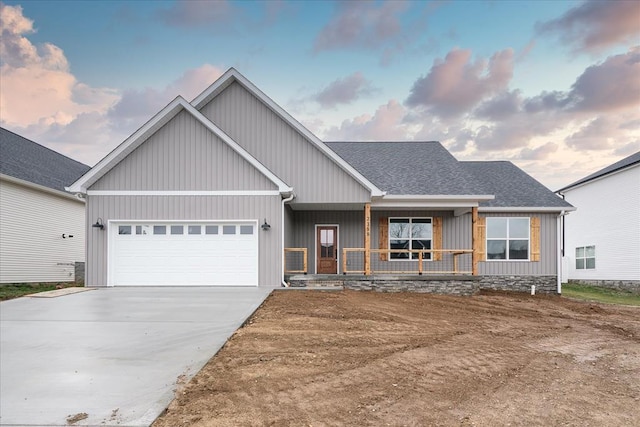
563,165 -> 640,281
0,179 -> 85,283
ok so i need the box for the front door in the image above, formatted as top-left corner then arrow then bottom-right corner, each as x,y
317,226 -> 338,274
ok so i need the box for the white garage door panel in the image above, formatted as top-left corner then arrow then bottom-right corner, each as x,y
111,222 -> 258,286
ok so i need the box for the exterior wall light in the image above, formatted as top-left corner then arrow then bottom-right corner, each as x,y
92,218 -> 105,230
261,219 -> 271,231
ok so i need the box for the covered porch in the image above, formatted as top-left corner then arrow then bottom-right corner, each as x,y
283,197 -> 499,278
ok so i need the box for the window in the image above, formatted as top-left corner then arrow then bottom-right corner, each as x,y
153,225 -> 166,235
486,217 -> 529,260
205,225 -> 218,235
188,225 -> 201,235
136,225 -> 150,235
118,225 -> 131,235
389,218 -> 432,260
240,225 -> 253,235
576,246 -> 595,269
223,225 -> 236,235
170,225 -> 184,235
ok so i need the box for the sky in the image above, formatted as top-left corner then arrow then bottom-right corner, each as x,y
1,0 -> 639,191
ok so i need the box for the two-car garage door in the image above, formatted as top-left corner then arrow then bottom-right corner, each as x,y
110,221 -> 258,286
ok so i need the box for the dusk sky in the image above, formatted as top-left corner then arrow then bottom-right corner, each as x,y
1,0 -> 638,191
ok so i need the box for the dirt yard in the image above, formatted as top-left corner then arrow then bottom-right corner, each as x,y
153,290 -> 640,427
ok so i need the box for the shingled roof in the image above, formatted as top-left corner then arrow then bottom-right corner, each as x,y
463,161 -> 572,208
0,127 -> 90,193
556,151 -> 640,192
327,141 -> 572,209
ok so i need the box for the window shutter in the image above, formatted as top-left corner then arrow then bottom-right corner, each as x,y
474,216 -> 486,261
378,217 -> 388,261
530,217 -> 540,262
432,217 -> 443,261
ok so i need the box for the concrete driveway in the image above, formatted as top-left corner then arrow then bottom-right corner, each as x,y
0,287 -> 272,426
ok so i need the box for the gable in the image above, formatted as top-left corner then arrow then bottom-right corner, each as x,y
89,110 -> 277,192
198,80 -> 372,204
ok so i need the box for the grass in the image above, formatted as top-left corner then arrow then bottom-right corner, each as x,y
0,283 -> 81,301
562,282 -> 640,306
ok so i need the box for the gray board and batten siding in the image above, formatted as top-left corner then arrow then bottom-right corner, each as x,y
85,110 -> 285,287
90,110 -> 277,191
288,210 -> 558,276
198,81 -> 371,204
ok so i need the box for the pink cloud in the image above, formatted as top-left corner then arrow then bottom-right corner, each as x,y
313,1 -> 408,52
517,142 -> 559,160
537,0 -> 640,53
405,48 -> 514,117
314,72 -> 376,108
324,100 -> 409,141
569,46 -> 640,112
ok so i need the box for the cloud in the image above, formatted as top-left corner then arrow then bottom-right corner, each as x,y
313,72 -> 376,108
313,1 -> 408,52
0,3 -> 119,130
568,46 -> 640,112
405,48 -> 514,118
156,0 -> 235,28
323,100 -> 409,141
537,0 -> 640,53
517,142 -> 559,160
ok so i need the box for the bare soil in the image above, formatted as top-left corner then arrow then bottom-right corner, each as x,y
153,290 -> 640,427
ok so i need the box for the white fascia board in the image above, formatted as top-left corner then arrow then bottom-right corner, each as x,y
372,195 -> 495,209
479,206 -> 576,212
2,173 -> 84,203
556,163 -> 640,194
182,102 -> 293,195
66,96 -> 187,194
86,190 -> 281,196
66,96 -> 293,196
191,68 -> 384,198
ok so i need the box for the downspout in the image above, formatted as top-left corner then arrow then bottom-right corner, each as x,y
281,192 -> 295,287
556,210 -> 567,294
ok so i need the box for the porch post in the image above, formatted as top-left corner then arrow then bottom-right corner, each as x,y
364,203 -> 371,275
471,206 -> 478,276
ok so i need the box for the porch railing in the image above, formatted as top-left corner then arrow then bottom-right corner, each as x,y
284,248 -> 308,274
342,248 -> 473,275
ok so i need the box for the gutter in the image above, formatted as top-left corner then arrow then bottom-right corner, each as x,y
556,210 -> 569,294
281,192 -> 295,287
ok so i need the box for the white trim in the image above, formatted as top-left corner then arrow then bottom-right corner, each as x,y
191,68 -> 384,197
1,173 -> 84,203
87,190 -> 281,196
372,194 -> 495,209
557,162 -> 639,193
479,206 -> 575,212
485,217 -> 531,262
381,195 -> 495,201
107,219 -> 259,287
314,224 -> 340,275
388,217 -> 433,262
67,96 -> 293,195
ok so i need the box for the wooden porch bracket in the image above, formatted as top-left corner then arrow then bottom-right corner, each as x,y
364,203 -> 371,275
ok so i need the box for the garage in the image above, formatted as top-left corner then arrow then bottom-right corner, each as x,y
109,221 -> 258,286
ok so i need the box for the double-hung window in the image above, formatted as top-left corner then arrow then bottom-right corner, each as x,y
389,218 -> 432,260
486,217 -> 529,260
575,246 -> 595,269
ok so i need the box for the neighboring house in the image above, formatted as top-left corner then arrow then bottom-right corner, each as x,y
0,128 -> 90,283
67,69 -> 573,292
557,152 -> 640,288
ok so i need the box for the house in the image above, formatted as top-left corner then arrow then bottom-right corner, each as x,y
0,128 -> 90,283
67,69 -> 573,293
557,151 -> 640,290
